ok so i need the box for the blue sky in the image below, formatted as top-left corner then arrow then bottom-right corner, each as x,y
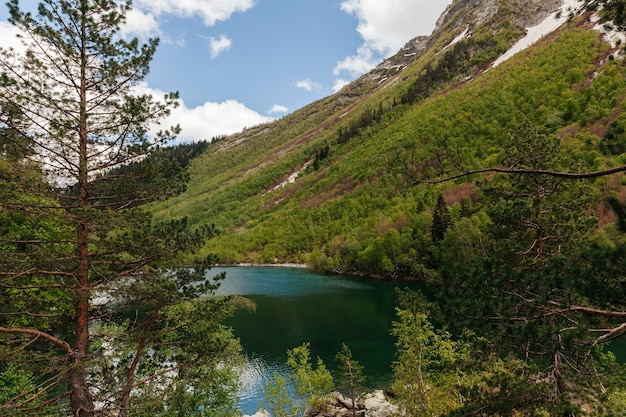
0,0 -> 451,142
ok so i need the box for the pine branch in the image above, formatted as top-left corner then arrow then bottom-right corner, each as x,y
0,326 -> 72,353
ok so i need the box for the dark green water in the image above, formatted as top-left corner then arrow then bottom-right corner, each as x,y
211,266 -> 420,415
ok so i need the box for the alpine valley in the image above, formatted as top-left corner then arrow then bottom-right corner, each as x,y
3,0 -> 626,415
152,0 -> 626,276
148,0 -> 626,414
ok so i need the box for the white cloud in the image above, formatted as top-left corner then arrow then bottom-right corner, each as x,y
295,79 -> 322,92
333,45 -> 374,78
268,104 -> 288,115
120,8 -> 161,39
135,0 -> 255,26
336,0 -> 449,76
133,83 -> 272,142
0,21 -> 23,52
0,23 -> 266,145
209,34 -> 232,58
332,78 -> 350,93
168,98 -> 272,142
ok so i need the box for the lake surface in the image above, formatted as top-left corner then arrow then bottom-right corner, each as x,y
210,266 -> 420,415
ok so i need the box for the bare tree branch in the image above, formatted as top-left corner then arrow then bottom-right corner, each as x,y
413,164 -> 626,184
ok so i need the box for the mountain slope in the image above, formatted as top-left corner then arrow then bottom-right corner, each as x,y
150,0 -> 626,274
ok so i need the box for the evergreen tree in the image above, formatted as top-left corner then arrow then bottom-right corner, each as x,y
287,343 -> 333,415
0,1 -> 242,416
436,125 -> 626,414
334,343 -> 365,417
431,193 -> 451,244
391,290 -> 467,417
598,0 -> 626,27
607,195 -> 626,233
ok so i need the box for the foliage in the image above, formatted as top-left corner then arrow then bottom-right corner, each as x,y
597,0 -> 626,28
401,15 -> 524,105
434,140 -> 626,414
334,343 -> 365,417
0,1 -> 243,416
0,364 -> 55,416
431,193 -> 451,245
79,6 -> 626,415
607,195 -> 626,232
264,372 -> 296,417
264,343 -> 333,417
391,290 -> 470,416
287,343 -> 334,415
336,104 -> 384,144
390,289 -> 626,416
158,22 -> 626,279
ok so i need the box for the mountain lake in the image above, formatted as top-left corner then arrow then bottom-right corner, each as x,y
211,266 -> 422,415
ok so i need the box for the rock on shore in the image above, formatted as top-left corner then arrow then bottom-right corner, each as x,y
243,390 -> 397,417
314,390 -> 398,417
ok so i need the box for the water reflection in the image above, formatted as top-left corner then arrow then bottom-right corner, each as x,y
237,353 -> 289,412
213,266 -> 373,297
209,267 -> 420,415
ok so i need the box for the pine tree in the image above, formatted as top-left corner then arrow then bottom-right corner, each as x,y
334,343 -> 365,417
431,193 -> 451,244
0,1 -> 242,416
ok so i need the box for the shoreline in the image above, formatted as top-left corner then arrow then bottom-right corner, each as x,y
211,263 -> 423,282
213,262 -> 309,269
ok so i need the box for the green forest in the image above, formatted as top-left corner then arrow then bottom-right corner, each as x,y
2,0 -> 626,416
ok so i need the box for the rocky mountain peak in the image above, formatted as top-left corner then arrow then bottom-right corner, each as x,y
434,0 -> 565,34
354,0 -> 581,93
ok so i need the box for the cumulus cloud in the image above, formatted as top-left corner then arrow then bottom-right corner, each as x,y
336,0 -> 449,77
209,34 -> 232,58
135,0 -> 255,26
267,104 -> 289,115
167,99 -> 272,142
120,8 -> 161,40
333,45 -> 374,78
332,78 -> 350,93
295,79 -> 322,92
133,83 -> 272,142
0,21 -> 24,52
1,11 -> 268,145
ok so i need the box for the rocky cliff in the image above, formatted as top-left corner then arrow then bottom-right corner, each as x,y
357,0 -> 580,93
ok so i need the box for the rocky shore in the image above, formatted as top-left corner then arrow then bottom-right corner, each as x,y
244,390 -> 398,417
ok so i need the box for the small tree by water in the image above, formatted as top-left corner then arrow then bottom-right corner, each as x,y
334,343 -> 366,417
264,343 -> 333,417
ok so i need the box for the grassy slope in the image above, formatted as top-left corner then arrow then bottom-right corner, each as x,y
151,16 -> 626,270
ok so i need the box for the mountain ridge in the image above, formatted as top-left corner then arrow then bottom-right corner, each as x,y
150,0 -> 626,273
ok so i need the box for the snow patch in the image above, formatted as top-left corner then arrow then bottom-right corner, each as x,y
591,14 -> 626,57
443,27 -> 470,51
491,0 -> 584,67
266,161 -> 312,194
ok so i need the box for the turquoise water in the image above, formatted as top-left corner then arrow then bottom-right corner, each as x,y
208,266 -> 626,415
210,266 -> 419,415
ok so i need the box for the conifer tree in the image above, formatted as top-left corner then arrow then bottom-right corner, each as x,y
431,193 -> 451,244
334,343 -> 365,417
0,1 -> 242,416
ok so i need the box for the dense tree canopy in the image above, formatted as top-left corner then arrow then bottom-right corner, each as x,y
0,1 -> 242,416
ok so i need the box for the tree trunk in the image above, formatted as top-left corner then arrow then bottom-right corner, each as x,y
69,364 -> 95,417
69,9 -> 94,415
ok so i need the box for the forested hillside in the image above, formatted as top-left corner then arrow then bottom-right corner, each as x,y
150,3 -> 626,412
151,1 -> 626,276
3,0 -> 626,415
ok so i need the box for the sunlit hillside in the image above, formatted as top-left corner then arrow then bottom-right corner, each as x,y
151,1 -> 626,277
